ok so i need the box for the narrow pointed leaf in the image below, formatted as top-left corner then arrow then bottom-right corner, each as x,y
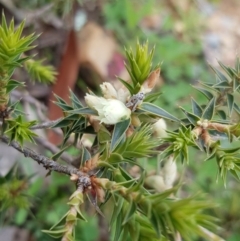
191,98 -> 203,117
180,108 -> 200,125
81,146 -> 91,166
210,65 -> 230,81
144,91 -> 162,103
6,79 -> 24,93
150,211 -> 161,238
69,89 -> 83,108
42,228 -> 68,238
67,107 -> 97,115
122,200 -> 137,225
110,197 -> 124,227
227,94 -> 234,116
108,153 -> 124,164
51,145 -> 70,161
117,77 -> 134,95
53,94 -> 73,111
111,119 -> 131,151
114,210 -> 123,241
139,103 -> 179,122
234,103 -> 240,114
201,97 -> 215,120
192,85 -> 214,100
213,81 -> 231,89
217,110 -> 227,120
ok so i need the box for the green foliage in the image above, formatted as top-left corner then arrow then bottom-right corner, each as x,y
24,59 -> 57,84
5,115 -> 38,146
103,0 -> 206,84
120,42 -> 160,94
1,7 -> 240,241
98,177 -> 218,241
0,13 -> 56,146
162,126 -> 195,164
0,14 -> 37,76
115,125 -> 158,158
0,166 -> 31,223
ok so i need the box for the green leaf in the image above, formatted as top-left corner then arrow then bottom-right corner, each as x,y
67,107 -> 97,115
191,98 -> 203,117
210,64 -> 229,82
213,81 -> 231,89
110,197 -> 124,227
24,58 -> 56,84
98,127 -> 111,145
128,171 -> 146,192
80,146 -> 91,167
122,200 -> 137,225
230,169 -> 240,181
234,103 -> 240,114
42,228 -> 68,238
69,89 -> 83,109
51,145 -> 70,161
114,209 -> 123,241
201,97 -> 215,120
150,211 -> 161,238
180,108 -> 200,125
144,91 -> 162,103
53,94 -> 73,111
227,93 -> 234,116
52,119 -> 74,128
192,85 -> 214,100
6,79 -> 24,94
125,63 -> 138,84
129,222 -> 140,241
117,77 -> 134,95
139,103 -> 179,122
217,110 -> 227,120
218,61 -> 236,79
110,119 -> 131,151
108,153 -> 124,164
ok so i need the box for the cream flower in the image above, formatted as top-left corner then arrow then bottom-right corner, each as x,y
85,94 -> 131,125
153,118 -> 167,138
100,82 -> 118,99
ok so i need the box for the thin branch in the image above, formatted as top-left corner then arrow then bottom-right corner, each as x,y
0,135 -> 91,188
30,118 -> 63,130
34,136 -> 73,164
12,90 -> 47,113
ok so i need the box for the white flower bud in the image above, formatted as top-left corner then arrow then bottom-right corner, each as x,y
85,94 -> 131,125
160,156 -> 177,188
153,118 -> 167,138
100,82 -> 118,99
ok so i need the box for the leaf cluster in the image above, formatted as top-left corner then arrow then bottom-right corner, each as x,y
100,171 -> 218,241
0,167 -> 31,221
119,42 -> 160,94
5,115 -> 38,146
24,58 -> 57,84
0,14 -> 37,77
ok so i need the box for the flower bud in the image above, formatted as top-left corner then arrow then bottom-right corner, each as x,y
85,94 -> 131,125
160,156 -> 177,188
141,68 -> 160,94
153,118 -> 167,138
100,82 -> 118,99
131,114 -> 141,127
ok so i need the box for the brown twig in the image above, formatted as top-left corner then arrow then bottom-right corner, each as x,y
30,118 -> 63,130
0,135 -> 91,188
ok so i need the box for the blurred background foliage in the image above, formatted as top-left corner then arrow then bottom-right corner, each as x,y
1,0 -> 240,240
